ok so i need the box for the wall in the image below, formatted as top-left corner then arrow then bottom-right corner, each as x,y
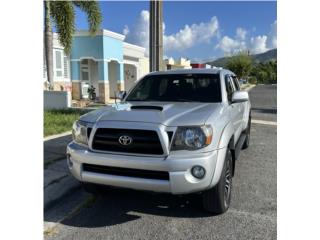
71,35 -> 104,60
103,36 -> 124,61
89,60 -> 99,97
108,61 -> 119,98
44,91 -> 71,109
124,64 -> 137,91
139,57 -> 149,78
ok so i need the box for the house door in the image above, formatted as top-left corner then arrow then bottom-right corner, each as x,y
80,59 -> 91,99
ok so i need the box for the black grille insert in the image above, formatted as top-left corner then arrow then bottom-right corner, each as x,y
167,131 -> 174,143
92,128 -> 164,155
83,164 -> 169,180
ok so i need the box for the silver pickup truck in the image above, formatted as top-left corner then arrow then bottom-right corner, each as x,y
67,68 -> 251,214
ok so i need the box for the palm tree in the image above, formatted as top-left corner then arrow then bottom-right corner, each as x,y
44,1 -> 102,90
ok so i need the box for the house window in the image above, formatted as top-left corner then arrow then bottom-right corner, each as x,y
54,50 -> 63,77
63,54 -> 69,78
80,60 -> 90,82
43,49 -> 70,80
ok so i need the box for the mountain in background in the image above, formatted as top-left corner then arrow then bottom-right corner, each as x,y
206,48 -> 277,67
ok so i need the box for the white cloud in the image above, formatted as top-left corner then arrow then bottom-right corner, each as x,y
215,36 -> 246,54
164,16 -> 219,51
123,10 -> 150,53
267,20 -> 277,49
236,27 -> 247,40
124,11 -> 277,57
122,25 -> 130,36
124,11 -> 219,54
250,35 -> 268,54
216,21 -> 277,55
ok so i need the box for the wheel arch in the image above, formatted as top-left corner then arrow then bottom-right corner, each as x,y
210,123 -> 236,187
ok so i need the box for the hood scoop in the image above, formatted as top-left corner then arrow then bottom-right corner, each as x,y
130,105 -> 163,111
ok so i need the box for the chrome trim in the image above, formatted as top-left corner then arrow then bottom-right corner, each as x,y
88,121 -> 177,158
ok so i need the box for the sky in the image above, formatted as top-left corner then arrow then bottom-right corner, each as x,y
74,1 -> 277,62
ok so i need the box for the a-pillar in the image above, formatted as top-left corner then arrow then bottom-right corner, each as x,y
98,61 -> 110,103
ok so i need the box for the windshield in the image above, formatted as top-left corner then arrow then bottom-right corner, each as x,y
126,74 -> 222,102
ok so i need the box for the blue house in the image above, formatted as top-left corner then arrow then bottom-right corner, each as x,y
44,29 -> 149,104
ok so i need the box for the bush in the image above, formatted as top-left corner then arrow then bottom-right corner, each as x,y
250,60 -> 277,84
249,76 -> 257,85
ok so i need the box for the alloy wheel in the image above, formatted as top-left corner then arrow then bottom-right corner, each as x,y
224,158 -> 232,208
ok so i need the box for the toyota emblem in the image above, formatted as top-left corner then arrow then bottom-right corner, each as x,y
118,135 -> 133,146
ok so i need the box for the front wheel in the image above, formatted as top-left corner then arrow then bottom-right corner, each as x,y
202,149 -> 233,214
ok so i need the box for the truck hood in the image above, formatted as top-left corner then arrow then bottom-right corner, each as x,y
80,101 -> 223,126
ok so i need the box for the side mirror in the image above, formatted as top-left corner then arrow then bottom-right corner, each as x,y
116,91 -> 127,100
231,91 -> 249,103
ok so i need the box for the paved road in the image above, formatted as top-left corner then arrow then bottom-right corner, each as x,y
45,84 -> 277,240
250,84 -> 277,122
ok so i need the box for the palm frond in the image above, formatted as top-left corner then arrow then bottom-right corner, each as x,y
73,1 -> 102,35
50,1 -> 75,54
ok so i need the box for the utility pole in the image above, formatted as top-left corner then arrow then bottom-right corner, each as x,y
149,0 -> 163,72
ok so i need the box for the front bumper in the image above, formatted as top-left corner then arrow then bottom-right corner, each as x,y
67,142 -> 226,194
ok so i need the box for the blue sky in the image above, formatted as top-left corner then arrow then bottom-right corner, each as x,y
75,1 -> 277,61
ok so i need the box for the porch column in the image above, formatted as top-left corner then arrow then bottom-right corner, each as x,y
71,61 -> 81,100
117,62 -> 125,91
98,61 -> 110,103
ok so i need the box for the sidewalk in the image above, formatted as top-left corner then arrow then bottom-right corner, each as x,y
44,134 -> 80,209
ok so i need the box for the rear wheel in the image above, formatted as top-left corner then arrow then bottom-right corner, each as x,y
202,149 -> 233,214
242,114 -> 251,149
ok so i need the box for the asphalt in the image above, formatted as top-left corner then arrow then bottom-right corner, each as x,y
249,84 -> 277,122
44,84 -> 277,240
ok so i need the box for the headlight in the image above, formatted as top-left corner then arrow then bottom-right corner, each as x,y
72,120 -> 88,145
171,125 -> 213,150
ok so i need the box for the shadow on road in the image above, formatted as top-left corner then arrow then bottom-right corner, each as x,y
251,107 -> 277,114
49,187 -> 214,228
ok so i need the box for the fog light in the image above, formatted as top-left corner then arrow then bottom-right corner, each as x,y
191,166 -> 206,179
67,154 -> 73,168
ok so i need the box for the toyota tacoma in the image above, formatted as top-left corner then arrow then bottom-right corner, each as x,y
67,68 -> 251,214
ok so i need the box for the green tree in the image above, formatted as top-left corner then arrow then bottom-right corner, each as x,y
44,1 -> 102,89
250,60 -> 277,84
226,53 -> 252,80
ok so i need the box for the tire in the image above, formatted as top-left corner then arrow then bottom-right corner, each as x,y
202,149 -> 233,214
242,114 -> 251,149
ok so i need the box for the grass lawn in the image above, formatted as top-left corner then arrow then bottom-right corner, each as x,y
44,109 -> 91,137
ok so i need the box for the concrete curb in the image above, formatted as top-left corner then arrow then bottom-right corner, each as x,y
252,119 -> 277,126
44,131 -> 72,141
241,84 -> 256,92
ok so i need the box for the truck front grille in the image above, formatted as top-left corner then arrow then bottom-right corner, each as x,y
92,128 -> 164,155
83,163 -> 169,180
